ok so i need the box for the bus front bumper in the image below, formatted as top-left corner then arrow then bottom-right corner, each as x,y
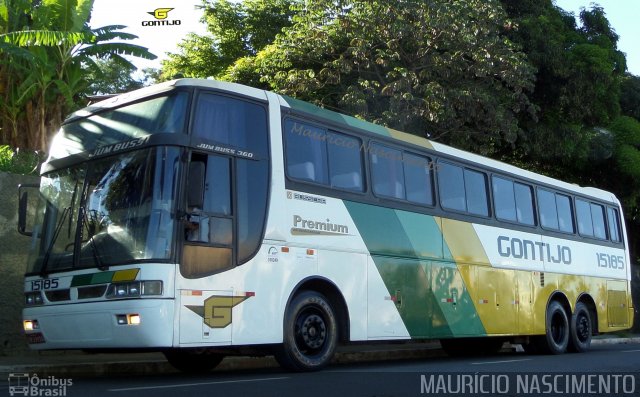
22,298 -> 175,350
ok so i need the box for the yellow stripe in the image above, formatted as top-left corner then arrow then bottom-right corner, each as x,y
112,268 -> 140,282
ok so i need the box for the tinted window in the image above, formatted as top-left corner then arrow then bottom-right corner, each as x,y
607,207 -> 621,242
538,189 -> 559,230
556,194 -> 574,233
591,203 -> 606,239
514,183 -> 535,225
464,169 -> 488,216
285,120 -> 329,184
576,199 -> 594,236
371,144 -> 405,199
439,162 -> 465,212
493,177 -> 517,222
237,158 -> 269,263
193,93 -> 268,157
404,153 -> 434,205
328,131 -> 363,192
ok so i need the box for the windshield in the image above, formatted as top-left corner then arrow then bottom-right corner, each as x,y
26,147 -> 181,274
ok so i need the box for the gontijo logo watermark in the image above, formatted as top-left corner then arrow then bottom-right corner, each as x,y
8,373 -> 72,396
142,8 -> 181,26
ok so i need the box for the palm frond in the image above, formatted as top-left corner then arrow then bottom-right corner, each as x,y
78,42 -> 157,60
0,30 -> 88,46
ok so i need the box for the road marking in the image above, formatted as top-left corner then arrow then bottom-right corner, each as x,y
470,358 -> 532,365
622,349 -> 640,353
108,376 -> 290,392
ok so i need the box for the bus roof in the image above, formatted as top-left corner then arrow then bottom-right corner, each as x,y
69,78 -> 618,204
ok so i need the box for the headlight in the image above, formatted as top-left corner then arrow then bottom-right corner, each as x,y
25,292 -> 44,306
106,281 -> 162,299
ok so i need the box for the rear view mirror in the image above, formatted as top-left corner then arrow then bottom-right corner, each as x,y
187,161 -> 205,209
18,183 -> 39,236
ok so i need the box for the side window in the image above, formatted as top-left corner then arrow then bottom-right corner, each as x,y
327,131 -> 364,192
607,207 -> 621,242
514,183 -> 535,225
464,169 -> 488,216
193,93 -> 268,157
439,161 -> 488,216
591,203 -> 606,239
493,177 -> 517,222
576,199 -> 594,236
182,153 -> 233,278
556,194 -> 574,233
538,189 -> 559,230
284,119 -> 363,192
538,189 -> 574,233
439,162 -> 465,212
371,144 -> 405,199
285,120 -> 329,184
404,153 -> 434,205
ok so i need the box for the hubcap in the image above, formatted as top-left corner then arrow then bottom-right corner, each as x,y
550,311 -> 566,343
576,313 -> 590,342
296,312 -> 327,352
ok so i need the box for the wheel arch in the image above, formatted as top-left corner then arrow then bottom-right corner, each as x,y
547,290 -> 572,317
286,276 -> 351,343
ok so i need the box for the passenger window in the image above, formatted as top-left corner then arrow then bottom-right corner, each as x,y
493,177 -> 517,222
328,131 -> 363,192
439,162 -> 465,212
538,189 -> 559,230
556,194 -> 574,233
515,183 -> 535,225
607,207 -> 621,242
404,153 -> 434,205
371,144 -> 405,199
285,120 -> 329,185
464,169 -> 488,216
576,199 -> 594,236
591,203 -> 606,239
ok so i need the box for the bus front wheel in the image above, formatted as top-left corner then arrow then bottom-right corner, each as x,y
275,290 -> 338,371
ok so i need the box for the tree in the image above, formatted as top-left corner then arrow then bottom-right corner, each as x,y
227,0 -> 536,155
158,0 -> 298,81
0,0 -> 156,151
620,74 -> 640,121
84,58 -> 144,96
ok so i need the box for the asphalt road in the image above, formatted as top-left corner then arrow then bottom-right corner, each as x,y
3,343 -> 640,397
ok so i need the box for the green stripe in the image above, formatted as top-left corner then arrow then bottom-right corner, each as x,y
344,201 -> 486,337
283,95 -> 391,137
71,271 -> 114,287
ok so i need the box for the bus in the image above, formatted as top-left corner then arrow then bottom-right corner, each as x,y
19,79 -> 633,372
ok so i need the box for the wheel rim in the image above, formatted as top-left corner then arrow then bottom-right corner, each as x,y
294,309 -> 327,354
575,312 -> 590,343
550,311 -> 566,344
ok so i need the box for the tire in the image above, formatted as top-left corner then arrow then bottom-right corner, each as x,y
568,302 -> 592,353
164,349 -> 224,373
275,291 -> 338,371
540,301 -> 570,354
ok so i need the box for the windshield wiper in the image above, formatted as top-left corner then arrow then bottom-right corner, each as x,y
40,206 -> 70,277
82,208 -> 107,271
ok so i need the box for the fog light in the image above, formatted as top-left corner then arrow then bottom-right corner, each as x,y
23,320 -> 39,331
128,314 -> 141,325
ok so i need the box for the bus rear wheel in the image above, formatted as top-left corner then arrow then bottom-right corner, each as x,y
275,291 -> 338,371
164,349 -> 224,373
535,301 -> 569,354
568,302 -> 592,352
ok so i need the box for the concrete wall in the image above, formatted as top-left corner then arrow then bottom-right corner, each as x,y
0,172 -> 39,356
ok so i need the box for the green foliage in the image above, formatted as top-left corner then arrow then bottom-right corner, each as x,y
230,0 -> 535,155
620,74 -> 640,120
0,145 -> 42,175
0,0 -> 156,151
83,58 -> 144,96
159,0 -> 298,81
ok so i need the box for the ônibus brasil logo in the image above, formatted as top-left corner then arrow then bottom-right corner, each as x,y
142,8 -> 181,26
8,373 -> 72,396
